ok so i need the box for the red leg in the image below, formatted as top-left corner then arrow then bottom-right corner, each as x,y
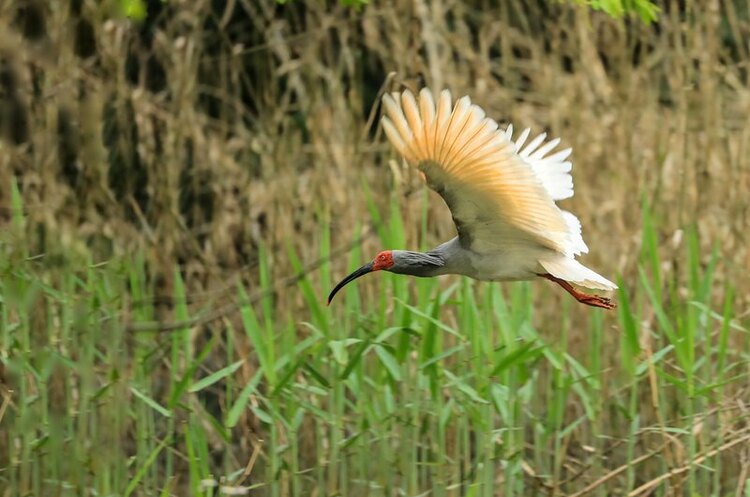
538,274 -> 616,310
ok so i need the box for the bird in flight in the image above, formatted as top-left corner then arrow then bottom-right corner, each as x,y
328,88 -> 617,309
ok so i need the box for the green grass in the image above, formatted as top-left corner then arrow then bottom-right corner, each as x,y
1,186 -> 748,496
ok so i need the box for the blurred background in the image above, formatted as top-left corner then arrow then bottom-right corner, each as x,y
1,0 -> 749,495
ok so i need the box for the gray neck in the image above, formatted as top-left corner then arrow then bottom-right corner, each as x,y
390,237 -> 466,277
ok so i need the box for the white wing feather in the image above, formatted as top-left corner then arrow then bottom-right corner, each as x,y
508,127 -> 574,201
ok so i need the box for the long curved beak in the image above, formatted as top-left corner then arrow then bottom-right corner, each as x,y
327,262 -> 375,305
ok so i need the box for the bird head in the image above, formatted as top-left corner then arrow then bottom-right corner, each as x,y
327,250 -> 446,304
327,250 -> 394,305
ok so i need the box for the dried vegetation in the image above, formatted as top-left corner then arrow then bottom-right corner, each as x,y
2,1 -> 748,304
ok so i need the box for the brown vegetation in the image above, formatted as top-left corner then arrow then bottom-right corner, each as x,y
2,1 -> 748,310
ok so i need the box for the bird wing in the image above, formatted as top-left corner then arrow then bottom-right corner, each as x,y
504,125 -> 588,255
504,125 -> 574,201
381,89 -> 576,256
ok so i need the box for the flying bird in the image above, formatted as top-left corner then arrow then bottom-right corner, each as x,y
328,88 -> 617,309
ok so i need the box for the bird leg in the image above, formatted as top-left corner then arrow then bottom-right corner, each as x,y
539,274 -> 616,310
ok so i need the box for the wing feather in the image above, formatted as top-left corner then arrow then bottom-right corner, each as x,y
381,118 -> 409,159
519,132 -> 546,157
400,92 -> 425,157
507,126 -> 576,201
382,95 -> 417,163
514,128 -> 531,150
418,89 -> 436,158
438,96 -> 473,167
382,89 -> 576,255
434,91 -> 453,162
530,137 -> 561,160
442,106 -> 486,169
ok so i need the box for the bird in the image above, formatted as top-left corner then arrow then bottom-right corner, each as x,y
327,88 -> 617,309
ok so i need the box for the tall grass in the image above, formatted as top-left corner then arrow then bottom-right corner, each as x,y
2,182 -> 748,496
1,0 -> 748,313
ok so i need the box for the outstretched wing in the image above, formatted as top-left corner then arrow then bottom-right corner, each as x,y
381,88 -> 576,256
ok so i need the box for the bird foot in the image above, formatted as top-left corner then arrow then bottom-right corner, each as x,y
539,273 -> 616,310
576,294 -> 616,310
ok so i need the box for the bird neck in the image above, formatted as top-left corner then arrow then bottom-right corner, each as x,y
390,249 -> 447,277
423,237 -> 468,276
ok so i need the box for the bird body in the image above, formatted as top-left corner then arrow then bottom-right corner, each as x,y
328,88 -> 617,309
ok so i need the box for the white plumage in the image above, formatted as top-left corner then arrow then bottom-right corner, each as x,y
506,125 -> 575,201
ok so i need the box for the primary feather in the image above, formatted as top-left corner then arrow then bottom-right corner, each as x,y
506,125 -> 574,201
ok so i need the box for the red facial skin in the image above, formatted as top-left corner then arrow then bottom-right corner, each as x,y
372,251 -> 394,271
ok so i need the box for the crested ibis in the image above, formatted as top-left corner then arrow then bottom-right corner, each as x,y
328,88 -> 617,309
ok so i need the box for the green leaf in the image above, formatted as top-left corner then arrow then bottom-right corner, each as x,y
329,338 -> 362,365
395,299 -> 464,339
120,0 -> 147,20
340,339 -> 370,380
226,370 -> 263,428
252,405 -> 273,424
124,437 -> 170,496
635,344 -> 674,377
270,356 -> 306,397
130,386 -> 172,417
444,371 -> 488,404
490,341 -> 544,377
10,176 -> 24,230
304,363 -> 332,389
420,344 -> 465,370
189,360 -> 244,393
169,335 -> 217,407
374,345 -> 402,382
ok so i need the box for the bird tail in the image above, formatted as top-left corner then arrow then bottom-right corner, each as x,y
539,256 -> 617,291
561,211 -> 588,256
